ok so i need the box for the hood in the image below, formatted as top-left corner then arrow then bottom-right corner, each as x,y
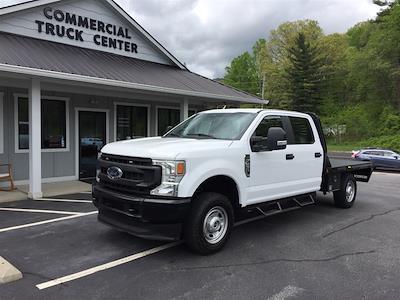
101,137 -> 233,160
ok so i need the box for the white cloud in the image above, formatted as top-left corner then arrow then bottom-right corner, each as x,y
117,0 -> 380,78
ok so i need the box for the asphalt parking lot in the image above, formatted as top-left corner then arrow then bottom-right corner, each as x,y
0,172 -> 399,300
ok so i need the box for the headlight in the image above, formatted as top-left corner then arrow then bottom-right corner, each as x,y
151,160 -> 186,197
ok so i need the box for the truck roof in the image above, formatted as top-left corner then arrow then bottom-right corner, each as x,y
201,108 -> 311,117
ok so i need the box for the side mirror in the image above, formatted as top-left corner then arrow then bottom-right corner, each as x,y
266,127 -> 287,151
250,127 -> 287,152
250,136 -> 266,152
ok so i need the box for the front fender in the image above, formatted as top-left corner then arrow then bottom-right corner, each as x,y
177,158 -> 245,204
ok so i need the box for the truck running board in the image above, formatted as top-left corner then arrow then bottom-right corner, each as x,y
252,193 -> 315,218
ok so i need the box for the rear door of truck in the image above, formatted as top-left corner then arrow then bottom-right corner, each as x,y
284,114 -> 324,194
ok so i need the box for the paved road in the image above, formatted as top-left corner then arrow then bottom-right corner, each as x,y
0,172 -> 399,300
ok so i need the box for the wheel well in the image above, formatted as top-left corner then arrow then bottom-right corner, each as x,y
193,176 -> 240,210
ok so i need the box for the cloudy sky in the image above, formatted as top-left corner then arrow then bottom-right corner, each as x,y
0,0 -> 381,78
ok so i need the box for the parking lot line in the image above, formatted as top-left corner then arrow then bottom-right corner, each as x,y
0,207 -> 82,215
0,211 -> 98,234
37,198 -> 93,204
36,241 -> 182,290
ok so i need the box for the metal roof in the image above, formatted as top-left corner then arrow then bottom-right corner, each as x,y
0,32 -> 265,104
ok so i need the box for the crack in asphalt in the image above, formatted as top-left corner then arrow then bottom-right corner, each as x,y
322,207 -> 400,238
170,250 -> 376,271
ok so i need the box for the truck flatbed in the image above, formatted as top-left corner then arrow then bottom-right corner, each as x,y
328,158 -> 373,171
322,157 -> 373,192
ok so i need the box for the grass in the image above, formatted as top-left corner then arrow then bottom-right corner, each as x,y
327,135 -> 400,152
327,143 -> 359,152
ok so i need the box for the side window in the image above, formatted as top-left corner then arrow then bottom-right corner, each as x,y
253,116 -> 284,138
289,117 -> 314,144
383,151 -> 394,157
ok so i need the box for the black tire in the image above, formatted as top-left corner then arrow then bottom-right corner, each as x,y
333,174 -> 357,209
184,192 -> 234,255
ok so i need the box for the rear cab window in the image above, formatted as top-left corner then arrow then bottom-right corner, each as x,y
288,117 -> 315,144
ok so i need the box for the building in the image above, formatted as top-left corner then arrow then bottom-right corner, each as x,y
0,0 -> 264,199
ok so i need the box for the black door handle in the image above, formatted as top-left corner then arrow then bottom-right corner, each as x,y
315,152 -> 322,158
286,154 -> 295,160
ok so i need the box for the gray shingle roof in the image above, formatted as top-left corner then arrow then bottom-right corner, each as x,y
0,32 -> 264,104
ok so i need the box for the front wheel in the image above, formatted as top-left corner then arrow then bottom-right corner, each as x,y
184,192 -> 234,255
333,174 -> 357,209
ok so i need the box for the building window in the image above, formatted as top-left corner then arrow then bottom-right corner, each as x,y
17,97 -> 68,150
0,93 -> 3,154
116,105 -> 148,140
157,107 -> 180,135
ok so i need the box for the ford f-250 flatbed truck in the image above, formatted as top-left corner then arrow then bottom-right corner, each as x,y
92,109 -> 373,254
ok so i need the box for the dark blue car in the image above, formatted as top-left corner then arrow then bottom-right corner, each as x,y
353,148 -> 400,170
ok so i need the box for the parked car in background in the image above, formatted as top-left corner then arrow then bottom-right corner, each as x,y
352,148 -> 400,170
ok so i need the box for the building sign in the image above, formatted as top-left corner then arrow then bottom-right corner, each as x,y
35,7 -> 138,54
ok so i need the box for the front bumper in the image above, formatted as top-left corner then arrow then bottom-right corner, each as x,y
92,184 -> 191,241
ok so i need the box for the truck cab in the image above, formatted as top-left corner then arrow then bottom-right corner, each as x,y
92,109 -> 373,254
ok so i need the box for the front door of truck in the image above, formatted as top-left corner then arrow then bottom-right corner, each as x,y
247,114 -> 294,205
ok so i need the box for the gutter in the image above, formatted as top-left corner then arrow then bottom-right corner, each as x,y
0,63 -> 267,105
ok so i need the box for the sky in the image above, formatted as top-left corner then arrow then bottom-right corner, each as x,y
0,0 -> 381,78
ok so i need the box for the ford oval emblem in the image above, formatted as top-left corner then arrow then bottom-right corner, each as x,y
107,166 -> 123,180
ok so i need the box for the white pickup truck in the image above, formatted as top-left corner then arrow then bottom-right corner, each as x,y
92,109 -> 373,254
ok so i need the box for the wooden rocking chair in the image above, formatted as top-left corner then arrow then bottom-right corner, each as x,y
0,164 -> 16,191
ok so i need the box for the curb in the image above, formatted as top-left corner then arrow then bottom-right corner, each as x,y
0,256 -> 23,284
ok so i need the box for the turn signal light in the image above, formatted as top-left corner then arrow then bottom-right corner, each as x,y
177,162 -> 185,175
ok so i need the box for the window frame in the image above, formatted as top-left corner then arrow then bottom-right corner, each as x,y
113,102 -> 151,142
14,94 -> 70,154
0,92 -> 4,154
155,105 -> 181,136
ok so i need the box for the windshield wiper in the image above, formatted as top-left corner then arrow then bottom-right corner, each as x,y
186,133 -> 217,139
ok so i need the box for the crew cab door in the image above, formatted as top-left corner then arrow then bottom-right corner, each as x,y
246,114 -> 323,206
284,116 -> 324,194
246,114 -> 294,204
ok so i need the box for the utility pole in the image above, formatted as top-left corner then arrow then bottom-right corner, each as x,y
261,73 -> 266,109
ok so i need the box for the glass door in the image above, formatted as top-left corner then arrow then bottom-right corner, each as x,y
79,111 -> 107,181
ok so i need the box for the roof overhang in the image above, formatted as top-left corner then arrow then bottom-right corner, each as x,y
0,63 -> 267,104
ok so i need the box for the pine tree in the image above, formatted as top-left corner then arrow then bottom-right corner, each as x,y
286,33 -> 323,113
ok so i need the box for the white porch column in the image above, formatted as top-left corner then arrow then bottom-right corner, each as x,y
28,78 -> 42,199
180,98 -> 189,122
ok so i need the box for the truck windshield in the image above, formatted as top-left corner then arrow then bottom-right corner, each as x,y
163,112 -> 256,140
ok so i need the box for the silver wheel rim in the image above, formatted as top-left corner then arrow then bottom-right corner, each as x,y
203,206 -> 228,244
345,180 -> 355,203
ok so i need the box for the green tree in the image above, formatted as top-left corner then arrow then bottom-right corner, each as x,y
223,52 -> 260,96
286,33 -> 323,112
263,20 -> 324,108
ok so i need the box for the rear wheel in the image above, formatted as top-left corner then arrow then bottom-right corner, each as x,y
184,192 -> 234,255
334,174 -> 357,208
